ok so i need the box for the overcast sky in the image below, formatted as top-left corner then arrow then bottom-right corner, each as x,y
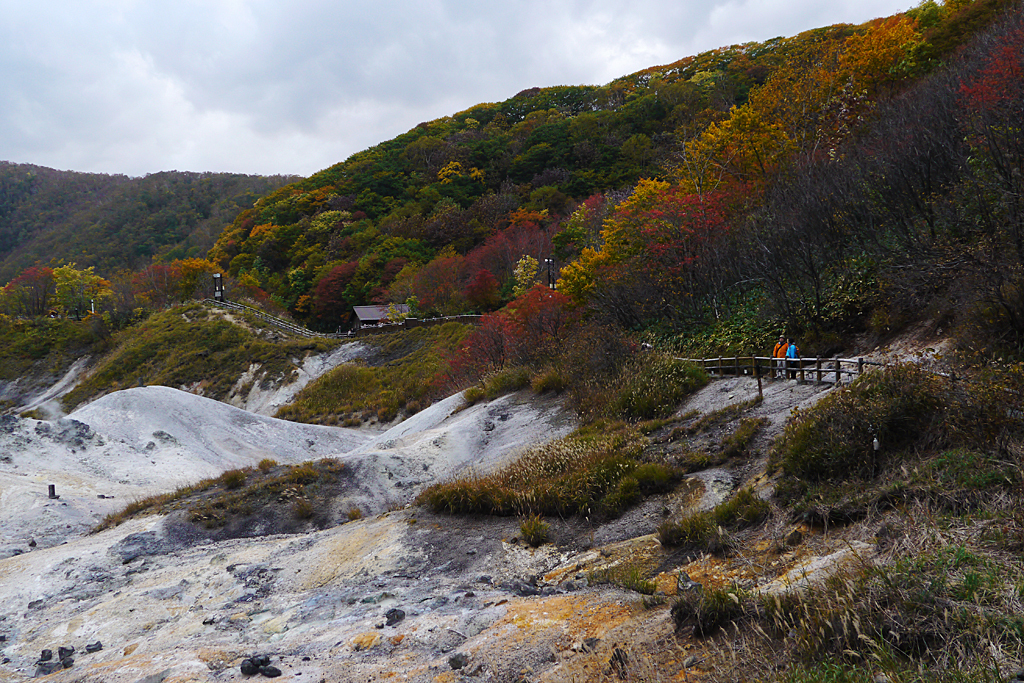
1,0 -> 912,178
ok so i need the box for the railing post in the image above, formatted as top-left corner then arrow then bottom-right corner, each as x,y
858,358 -> 864,377
799,357 -> 805,383
755,360 -> 763,399
734,356 -> 740,377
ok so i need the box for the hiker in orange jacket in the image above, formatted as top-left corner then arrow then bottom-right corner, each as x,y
772,335 -> 788,378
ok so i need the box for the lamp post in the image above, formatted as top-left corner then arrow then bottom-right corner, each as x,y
544,258 -> 555,289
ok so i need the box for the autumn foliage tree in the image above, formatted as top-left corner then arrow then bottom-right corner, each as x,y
445,284 -> 576,386
0,266 -> 54,316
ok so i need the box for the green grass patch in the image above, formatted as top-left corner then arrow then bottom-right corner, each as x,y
276,323 -> 470,425
519,514 -> 550,547
0,315 -> 107,383
61,303 -> 334,410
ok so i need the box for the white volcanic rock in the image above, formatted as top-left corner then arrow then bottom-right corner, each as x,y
0,386 -> 372,552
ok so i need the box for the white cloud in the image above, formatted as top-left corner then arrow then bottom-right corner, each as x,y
0,0 -> 912,177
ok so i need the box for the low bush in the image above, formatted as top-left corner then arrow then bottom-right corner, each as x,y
519,514 -> 550,547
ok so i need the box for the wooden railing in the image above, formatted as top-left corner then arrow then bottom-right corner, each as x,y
677,355 -> 885,386
204,299 -> 482,340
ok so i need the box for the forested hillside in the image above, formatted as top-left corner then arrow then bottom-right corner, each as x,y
0,163 -> 295,283
204,0 -> 1019,356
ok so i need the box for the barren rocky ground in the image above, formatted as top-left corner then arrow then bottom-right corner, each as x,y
0,341 -> 849,683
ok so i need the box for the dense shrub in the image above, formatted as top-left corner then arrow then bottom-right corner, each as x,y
775,363 -> 943,481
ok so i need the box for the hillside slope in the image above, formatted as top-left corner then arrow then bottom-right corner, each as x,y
0,371 -> 834,683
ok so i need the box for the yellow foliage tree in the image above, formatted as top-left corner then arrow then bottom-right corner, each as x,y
53,264 -> 111,318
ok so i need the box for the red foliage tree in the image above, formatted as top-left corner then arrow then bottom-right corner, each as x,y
464,269 -> 501,310
2,266 -> 55,316
443,284 -> 577,388
313,262 -> 359,327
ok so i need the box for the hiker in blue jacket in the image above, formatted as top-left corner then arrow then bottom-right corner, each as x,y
786,338 -> 800,379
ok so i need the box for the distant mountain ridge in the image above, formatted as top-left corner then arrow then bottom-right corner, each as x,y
0,162 -> 297,283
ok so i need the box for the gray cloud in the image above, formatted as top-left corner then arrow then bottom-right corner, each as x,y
0,0 -> 911,177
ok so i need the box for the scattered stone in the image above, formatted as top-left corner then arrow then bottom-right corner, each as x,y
449,653 -> 469,670
676,572 -> 701,592
682,655 -> 698,668
85,642 -> 103,653
34,661 -> 64,677
28,539 -> 36,548
58,646 -> 75,661
38,649 -> 53,662
259,665 -> 282,678
385,608 -> 405,626
61,656 -> 74,669
110,530 -> 169,564
240,659 -> 260,676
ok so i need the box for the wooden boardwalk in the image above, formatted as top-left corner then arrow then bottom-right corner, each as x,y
678,355 -> 884,386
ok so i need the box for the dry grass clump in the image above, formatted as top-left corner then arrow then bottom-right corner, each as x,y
757,542 -> 1024,666
659,488 -> 768,551
607,353 -> 708,421
94,459 -> 345,531
292,497 -> 315,519
588,561 -> 657,595
671,583 -> 747,636
461,365 -> 533,408
219,468 -> 247,490
418,425 -> 683,518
